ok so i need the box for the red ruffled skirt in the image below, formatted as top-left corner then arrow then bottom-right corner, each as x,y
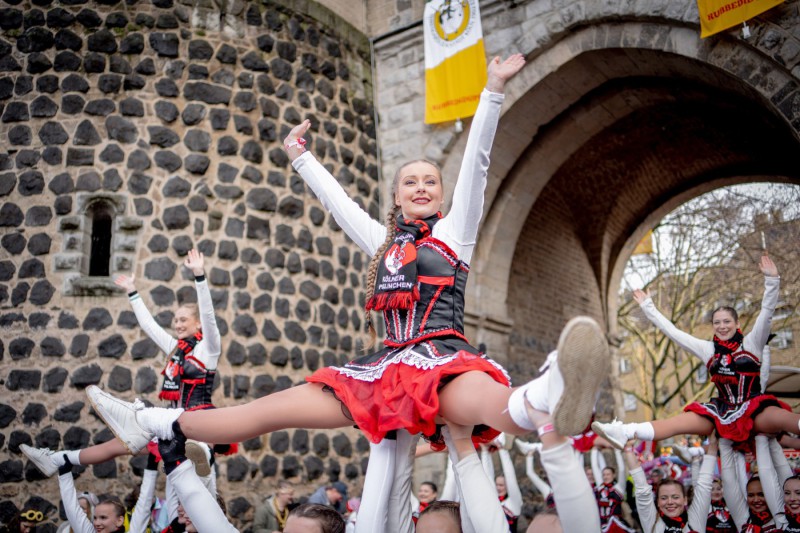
307,337 -> 510,446
684,394 -> 792,443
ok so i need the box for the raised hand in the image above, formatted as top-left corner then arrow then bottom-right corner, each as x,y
184,249 -> 205,276
114,274 -> 136,293
759,254 -> 778,277
486,53 -> 525,93
283,119 -> 311,161
633,289 -> 651,305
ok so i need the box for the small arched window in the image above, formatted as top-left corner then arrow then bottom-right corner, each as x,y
87,201 -> 114,277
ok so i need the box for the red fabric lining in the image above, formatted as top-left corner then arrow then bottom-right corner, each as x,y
306,350 -> 509,444
419,286 -> 445,333
417,275 -> 454,286
684,394 -> 792,442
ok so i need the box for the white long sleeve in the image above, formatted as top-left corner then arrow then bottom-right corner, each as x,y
386,430 -> 418,533
130,293 -> 177,355
614,449 -> 627,495
639,299 -> 714,364
58,473 -> 95,533
439,456 -> 458,501
631,467 -> 657,533
590,448 -> 604,488
719,439 -> 748,529
355,439 -> 394,533
498,449 -> 522,517
525,454 -> 552,498
128,468 -> 158,533
292,90 -> 504,265
434,89 -> 504,260
292,151 -> 386,256
756,435 -> 786,528
169,461 -> 238,533
686,454 -> 715,532
744,276 -> 780,356
540,441 -> 601,532
441,429 -> 508,533
480,446 -> 495,481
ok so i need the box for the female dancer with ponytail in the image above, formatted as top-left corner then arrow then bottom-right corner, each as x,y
21,250 -> 220,478
593,255 -> 798,449
86,56 -> 608,530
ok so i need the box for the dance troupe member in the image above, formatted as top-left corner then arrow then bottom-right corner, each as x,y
625,434 -> 719,532
783,476 -> 800,533
48,451 -> 158,533
84,54 -> 608,532
22,249 -> 221,479
479,434 -> 523,531
594,256 -> 797,450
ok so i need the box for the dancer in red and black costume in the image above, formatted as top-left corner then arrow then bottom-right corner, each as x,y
596,465 -> 636,533
782,476 -> 800,533
594,255 -> 799,450
87,55 -> 609,533
21,249 -> 223,478
706,478 -> 736,533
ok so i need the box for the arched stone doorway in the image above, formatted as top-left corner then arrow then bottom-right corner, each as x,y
448,23 -> 800,387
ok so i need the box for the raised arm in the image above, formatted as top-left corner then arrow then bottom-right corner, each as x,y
719,438 -> 748,529
634,289 -> 714,364
498,448 -> 523,517
184,250 -> 221,368
687,435 -> 717,532
744,255 -> 780,353
285,122 -> 385,256
436,55 -> 524,261
128,457 -> 159,533
442,424 -> 509,533
116,274 -> 177,355
525,452 -> 552,498
625,445 -> 657,532
58,472 -> 95,533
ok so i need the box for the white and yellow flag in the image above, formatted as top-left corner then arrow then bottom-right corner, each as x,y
697,0 -> 783,37
423,0 -> 487,124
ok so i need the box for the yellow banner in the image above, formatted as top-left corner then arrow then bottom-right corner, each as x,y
697,0 -> 783,38
424,41 -> 487,124
423,0 -> 486,124
633,230 -> 653,255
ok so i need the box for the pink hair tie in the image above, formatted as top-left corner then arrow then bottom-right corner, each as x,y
537,423 -> 555,437
285,138 -> 307,151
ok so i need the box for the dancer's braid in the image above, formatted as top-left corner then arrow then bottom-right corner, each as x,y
363,204 -> 400,349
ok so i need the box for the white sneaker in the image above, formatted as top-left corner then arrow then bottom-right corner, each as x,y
591,420 -> 628,450
548,317 -> 610,436
185,440 -> 211,477
20,444 -> 58,477
515,440 -> 542,455
86,386 -> 152,455
672,444 -> 693,463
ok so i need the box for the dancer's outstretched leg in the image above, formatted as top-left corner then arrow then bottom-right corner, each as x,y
593,412 -> 715,449
441,316 -> 610,436
87,383 -> 352,449
20,438 -> 131,477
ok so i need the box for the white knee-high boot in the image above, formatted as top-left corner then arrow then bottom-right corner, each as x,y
169,461 -> 238,533
540,440 -> 601,532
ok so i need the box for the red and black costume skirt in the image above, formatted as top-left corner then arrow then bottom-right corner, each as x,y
307,336 -> 510,447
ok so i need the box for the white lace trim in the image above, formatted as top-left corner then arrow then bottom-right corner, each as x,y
331,343 -> 510,384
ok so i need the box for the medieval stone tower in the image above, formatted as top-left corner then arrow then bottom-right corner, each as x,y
3,0 -> 800,528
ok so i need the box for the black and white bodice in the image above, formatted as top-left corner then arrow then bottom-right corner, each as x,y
179,356 -> 215,410
382,237 -> 469,347
707,350 -> 762,405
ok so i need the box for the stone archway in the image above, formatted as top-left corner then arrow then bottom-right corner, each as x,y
455,21 -> 800,378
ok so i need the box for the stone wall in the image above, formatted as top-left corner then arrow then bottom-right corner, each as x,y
0,0 -> 377,527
